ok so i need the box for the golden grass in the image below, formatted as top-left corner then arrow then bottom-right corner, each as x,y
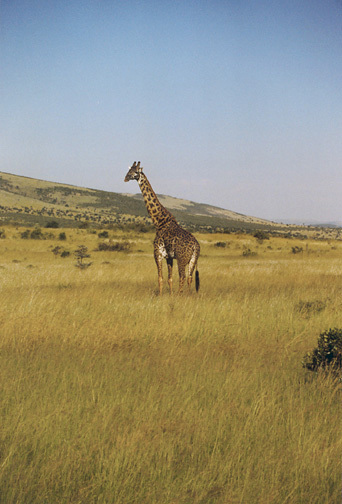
0,228 -> 341,503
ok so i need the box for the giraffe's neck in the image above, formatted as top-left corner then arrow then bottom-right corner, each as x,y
138,173 -> 176,230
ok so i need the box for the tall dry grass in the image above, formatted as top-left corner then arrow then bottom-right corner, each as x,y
0,228 -> 341,503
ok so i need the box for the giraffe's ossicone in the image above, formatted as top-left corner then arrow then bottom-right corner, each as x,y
124,161 -> 200,294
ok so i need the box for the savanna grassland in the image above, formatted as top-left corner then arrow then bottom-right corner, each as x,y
0,226 -> 341,504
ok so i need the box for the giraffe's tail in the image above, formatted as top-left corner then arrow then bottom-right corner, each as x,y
195,268 -> 200,292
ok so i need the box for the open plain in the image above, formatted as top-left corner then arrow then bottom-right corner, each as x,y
0,226 -> 341,503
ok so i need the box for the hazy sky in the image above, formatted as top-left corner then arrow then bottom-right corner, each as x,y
1,0 -> 342,222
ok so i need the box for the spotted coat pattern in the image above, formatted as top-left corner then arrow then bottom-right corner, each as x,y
124,161 -> 200,294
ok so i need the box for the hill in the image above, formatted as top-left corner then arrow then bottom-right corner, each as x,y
0,171 -> 337,237
0,171 -> 273,231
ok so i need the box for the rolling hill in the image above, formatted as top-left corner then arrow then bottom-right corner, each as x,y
0,170 -> 316,234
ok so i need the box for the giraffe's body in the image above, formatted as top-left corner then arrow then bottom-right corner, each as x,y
124,161 -> 200,294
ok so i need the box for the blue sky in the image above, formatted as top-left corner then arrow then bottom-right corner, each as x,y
1,0 -> 342,222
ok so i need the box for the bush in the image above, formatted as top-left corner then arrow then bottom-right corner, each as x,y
97,241 -> 131,252
30,226 -> 43,239
128,222 -> 153,233
214,242 -> 226,248
292,246 -> 303,254
296,300 -> 326,318
45,220 -> 59,228
253,230 -> 269,241
98,231 -> 109,238
20,228 -> 45,240
242,247 -> 257,257
20,230 -> 31,239
302,328 -> 342,372
59,232 -> 67,241
52,246 -> 62,257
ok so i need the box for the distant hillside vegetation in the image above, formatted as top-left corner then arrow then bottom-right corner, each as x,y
0,171 -> 336,238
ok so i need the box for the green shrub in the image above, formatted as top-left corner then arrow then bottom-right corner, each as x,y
45,220 -> 59,228
98,231 -> 109,238
30,226 -> 43,239
292,246 -> 303,254
97,241 -> 131,252
52,246 -> 62,257
242,247 -> 257,257
59,232 -> 67,241
296,300 -> 326,318
20,230 -> 31,239
214,242 -> 226,248
253,230 -> 269,241
302,328 -> 342,372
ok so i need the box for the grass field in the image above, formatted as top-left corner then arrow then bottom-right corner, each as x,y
0,226 -> 341,503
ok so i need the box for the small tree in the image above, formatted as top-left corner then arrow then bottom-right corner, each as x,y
74,245 -> 92,270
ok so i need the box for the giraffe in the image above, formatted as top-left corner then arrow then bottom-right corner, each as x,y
124,161 -> 200,294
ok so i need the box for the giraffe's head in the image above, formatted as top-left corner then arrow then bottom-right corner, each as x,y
124,161 -> 143,183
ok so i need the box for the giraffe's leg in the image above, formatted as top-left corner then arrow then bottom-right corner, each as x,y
154,251 -> 163,295
187,262 -> 194,290
154,237 -> 165,295
188,250 -> 199,290
167,257 -> 173,294
156,257 -> 163,295
177,261 -> 186,293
